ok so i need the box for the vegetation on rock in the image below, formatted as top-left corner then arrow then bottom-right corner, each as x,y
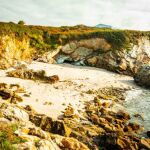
7,68 -> 59,84
0,22 -> 150,53
0,123 -> 25,150
0,22 -> 150,77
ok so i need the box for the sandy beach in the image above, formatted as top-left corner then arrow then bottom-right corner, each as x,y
0,61 -> 139,119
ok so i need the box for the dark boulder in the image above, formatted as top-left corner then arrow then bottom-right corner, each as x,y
134,65 -> 150,88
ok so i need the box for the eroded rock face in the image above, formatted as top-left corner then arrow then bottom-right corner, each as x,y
93,37 -> 150,75
1,34 -> 150,77
86,56 -> 98,66
0,102 -> 29,122
61,38 -> 111,54
62,43 -> 77,54
70,47 -> 92,61
29,113 -> 72,137
7,68 -> 59,84
55,38 -> 111,64
36,139 -> 61,150
0,84 -> 150,150
0,101 -> 90,150
54,36 -> 150,76
0,35 -> 34,69
61,137 -> 89,150
134,65 -> 150,88
36,46 -> 61,63
77,38 -> 111,51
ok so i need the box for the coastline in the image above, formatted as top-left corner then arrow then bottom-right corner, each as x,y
0,61 -> 139,119
0,61 -> 149,149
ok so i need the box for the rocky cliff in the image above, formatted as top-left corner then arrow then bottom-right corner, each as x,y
0,22 -> 150,76
54,36 -> 150,76
0,22 -> 150,149
0,34 -> 35,69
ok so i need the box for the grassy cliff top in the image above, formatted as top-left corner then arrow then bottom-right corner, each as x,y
0,22 -> 150,51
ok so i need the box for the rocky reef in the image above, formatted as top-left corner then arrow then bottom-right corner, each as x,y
0,82 -> 149,150
7,67 -> 59,84
0,82 -> 89,150
55,36 -> 150,76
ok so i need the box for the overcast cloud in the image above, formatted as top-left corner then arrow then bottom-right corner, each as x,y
0,0 -> 150,30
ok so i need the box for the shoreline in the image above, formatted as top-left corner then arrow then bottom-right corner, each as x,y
1,61 -> 149,133
0,61 -> 139,119
0,61 -> 149,149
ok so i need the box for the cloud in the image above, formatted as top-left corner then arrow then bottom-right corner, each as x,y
0,0 -> 150,30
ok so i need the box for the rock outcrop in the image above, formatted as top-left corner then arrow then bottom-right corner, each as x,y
0,101 -> 89,150
7,68 -> 59,84
0,35 -> 35,69
54,37 -> 150,76
0,23 -> 150,77
134,64 -> 150,88
0,83 -> 150,149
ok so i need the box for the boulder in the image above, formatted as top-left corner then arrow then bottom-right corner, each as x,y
99,133 -> 139,150
48,75 -> 59,84
28,127 -> 51,139
29,114 -> 72,137
0,88 -> 23,103
0,89 -> 12,99
24,105 -> 35,112
147,131 -> 150,138
140,139 -> 150,149
64,106 -> 74,117
124,122 -> 141,133
56,55 -> 72,64
36,46 -> 61,63
134,65 -> 150,88
36,139 -> 61,150
0,102 -> 29,122
7,68 -> 59,84
14,142 -> 37,150
0,83 -> 9,89
52,121 -> 72,137
115,110 -> 130,121
86,57 -> 98,66
77,38 -> 111,51
62,43 -> 77,54
71,47 -> 92,61
61,137 -> 90,150
51,134 -> 90,150
119,59 -> 127,71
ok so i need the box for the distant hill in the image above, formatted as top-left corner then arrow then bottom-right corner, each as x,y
95,24 -> 112,28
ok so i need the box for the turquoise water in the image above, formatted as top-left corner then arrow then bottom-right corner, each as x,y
124,89 -> 150,133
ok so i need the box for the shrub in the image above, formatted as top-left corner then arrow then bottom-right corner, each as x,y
18,20 -> 25,25
0,22 -> 150,53
0,123 -> 26,150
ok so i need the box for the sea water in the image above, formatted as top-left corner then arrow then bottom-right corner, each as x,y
124,89 -> 150,133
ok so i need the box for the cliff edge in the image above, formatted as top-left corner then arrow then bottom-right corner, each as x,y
0,22 -> 150,75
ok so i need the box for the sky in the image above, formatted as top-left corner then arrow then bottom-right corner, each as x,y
0,0 -> 150,30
